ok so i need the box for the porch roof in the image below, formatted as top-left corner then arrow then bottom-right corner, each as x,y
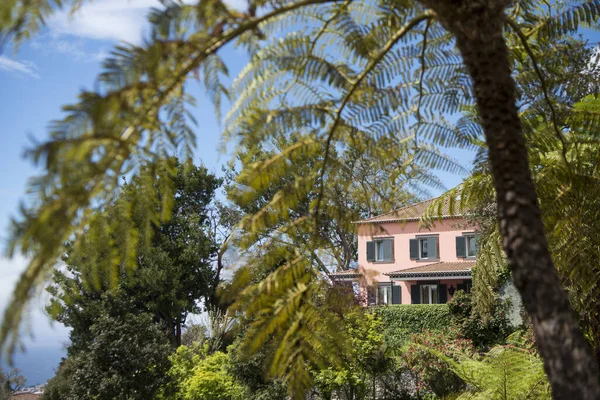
386,261 -> 475,280
328,269 -> 361,280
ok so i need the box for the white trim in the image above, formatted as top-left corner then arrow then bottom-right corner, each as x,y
390,275 -> 472,281
353,214 -> 472,224
374,238 -> 394,262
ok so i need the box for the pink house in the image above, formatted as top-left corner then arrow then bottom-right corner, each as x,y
330,198 -> 478,305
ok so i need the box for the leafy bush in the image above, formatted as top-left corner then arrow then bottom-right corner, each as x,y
185,352 -> 247,400
312,310 -> 383,399
159,345 -> 247,400
447,290 -> 513,349
401,329 -> 474,399
312,309 -> 414,400
373,305 -> 451,347
435,332 -> 551,399
227,338 -> 288,400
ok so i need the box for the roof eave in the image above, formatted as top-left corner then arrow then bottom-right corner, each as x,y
328,274 -> 361,280
352,214 -> 467,224
386,270 -> 473,279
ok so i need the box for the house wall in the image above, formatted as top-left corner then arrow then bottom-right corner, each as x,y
357,217 -> 475,280
357,217 -> 476,305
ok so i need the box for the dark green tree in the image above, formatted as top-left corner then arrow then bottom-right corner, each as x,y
43,313 -> 171,400
3,0 -> 600,397
46,160 -> 221,349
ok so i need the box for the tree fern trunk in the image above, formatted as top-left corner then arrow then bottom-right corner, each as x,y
419,0 -> 600,398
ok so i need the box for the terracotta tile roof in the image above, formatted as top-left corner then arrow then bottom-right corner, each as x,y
11,393 -> 42,400
355,196 -> 463,224
328,269 -> 361,279
386,261 -> 475,278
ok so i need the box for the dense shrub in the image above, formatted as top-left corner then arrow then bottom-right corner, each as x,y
447,290 -> 513,349
227,339 -> 288,400
401,329 -> 474,398
373,305 -> 450,347
185,352 -> 247,400
438,331 -> 550,399
44,312 -> 172,400
312,309 -> 414,400
158,345 -> 247,400
312,311 -> 383,399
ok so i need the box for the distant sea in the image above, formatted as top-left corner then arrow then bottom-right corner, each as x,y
2,345 -> 66,386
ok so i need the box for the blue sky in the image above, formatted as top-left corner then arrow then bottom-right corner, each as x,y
0,0 -> 471,385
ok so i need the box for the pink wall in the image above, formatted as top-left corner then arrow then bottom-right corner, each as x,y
357,217 -> 476,283
354,217 -> 477,305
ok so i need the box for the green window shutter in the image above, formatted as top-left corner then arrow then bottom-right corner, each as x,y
456,236 -> 466,258
438,284 -> 447,303
383,240 -> 393,261
366,241 -> 375,262
410,285 -> 420,304
409,239 -> 419,259
428,237 -> 438,259
392,286 -> 401,304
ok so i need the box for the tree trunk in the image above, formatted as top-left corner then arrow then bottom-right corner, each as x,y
176,319 -> 182,347
419,0 -> 600,398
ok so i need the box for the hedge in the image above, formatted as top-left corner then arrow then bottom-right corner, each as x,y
372,304 -> 451,347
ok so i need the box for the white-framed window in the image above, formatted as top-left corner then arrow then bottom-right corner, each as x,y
376,239 -> 393,261
367,238 -> 393,262
456,234 -> 479,258
410,236 -> 438,260
368,283 -> 400,305
466,235 -> 479,258
377,284 -> 392,305
420,284 -> 439,304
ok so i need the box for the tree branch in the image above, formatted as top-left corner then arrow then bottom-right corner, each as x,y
313,11 -> 435,226
415,18 -> 431,147
507,19 -> 572,175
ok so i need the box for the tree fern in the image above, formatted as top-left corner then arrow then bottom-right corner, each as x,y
430,337 -> 551,399
3,0 -> 600,396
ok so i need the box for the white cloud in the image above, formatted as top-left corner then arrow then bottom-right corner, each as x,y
48,0 -> 159,44
47,0 -> 246,44
0,56 -> 40,79
34,0 -> 246,62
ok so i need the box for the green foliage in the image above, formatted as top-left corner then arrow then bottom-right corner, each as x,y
436,333 -> 551,399
373,305 -> 450,346
42,357 -> 77,400
447,290 -> 513,349
0,367 -> 25,400
401,329 -> 473,398
312,310 -> 385,399
184,352 -> 246,400
158,345 -> 247,400
44,312 -> 172,400
3,0 -> 600,395
0,0 -> 78,45
45,161 -> 221,349
231,250 -> 352,399
227,339 -> 288,400
432,55 -> 600,359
